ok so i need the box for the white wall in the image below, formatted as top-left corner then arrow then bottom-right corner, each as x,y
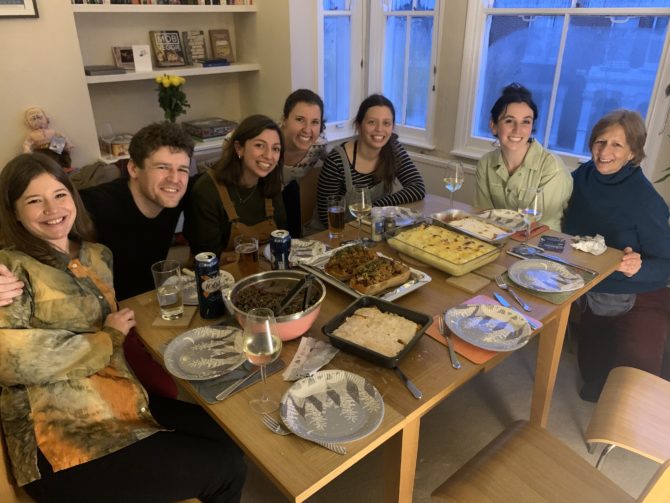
1,0 -> 99,168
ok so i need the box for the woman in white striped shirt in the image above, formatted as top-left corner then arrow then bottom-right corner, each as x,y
314,94 -> 425,228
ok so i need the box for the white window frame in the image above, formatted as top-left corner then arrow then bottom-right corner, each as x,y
317,0 -> 366,142
368,1 -> 442,149
453,1 -> 670,177
317,0 -> 442,148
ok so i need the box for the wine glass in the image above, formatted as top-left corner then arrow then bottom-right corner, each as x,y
443,161 -> 464,210
518,188 -> 544,243
242,308 -> 283,414
349,186 -> 372,244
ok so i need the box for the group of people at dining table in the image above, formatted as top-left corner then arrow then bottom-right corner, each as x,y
0,83 -> 668,502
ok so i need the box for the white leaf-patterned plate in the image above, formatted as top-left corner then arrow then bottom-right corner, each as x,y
279,370 -> 384,443
508,259 -> 585,293
445,304 -> 531,351
163,325 -> 245,380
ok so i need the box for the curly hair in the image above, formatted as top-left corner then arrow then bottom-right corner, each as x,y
128,122 -> 194,168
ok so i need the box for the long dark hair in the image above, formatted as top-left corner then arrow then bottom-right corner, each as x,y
490,83 -> 538,132
282,89 -> 326,133
213,114 -> 284,198
354,94 -> 398,193
0,153 -> 95,267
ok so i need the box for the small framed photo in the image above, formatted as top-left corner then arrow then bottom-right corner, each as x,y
112,46 -> 135,70
0,0 -> 38,18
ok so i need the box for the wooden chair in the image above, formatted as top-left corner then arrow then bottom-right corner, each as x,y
431,420 -> 670,503
586,366 -> 670,469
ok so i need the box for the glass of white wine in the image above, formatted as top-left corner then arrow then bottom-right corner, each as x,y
443,161 -> 464,209
518,188 -> 544,243
242,307 -> 283,414
349,186 -> 372,244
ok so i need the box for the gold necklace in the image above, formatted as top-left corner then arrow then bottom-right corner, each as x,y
233,185 -> 257,204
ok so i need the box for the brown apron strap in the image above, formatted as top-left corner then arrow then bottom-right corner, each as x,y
264,197 -> 274,219
207,170 -> 239,221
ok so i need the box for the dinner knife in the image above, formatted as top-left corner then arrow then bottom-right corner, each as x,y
492,292 -> 541,331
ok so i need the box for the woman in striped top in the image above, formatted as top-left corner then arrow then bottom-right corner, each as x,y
315,94 -> 425,228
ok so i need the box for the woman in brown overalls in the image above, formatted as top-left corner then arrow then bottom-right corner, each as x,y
185,115 -> 287,264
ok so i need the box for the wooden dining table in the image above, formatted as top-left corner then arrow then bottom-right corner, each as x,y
121,194 -> 623,503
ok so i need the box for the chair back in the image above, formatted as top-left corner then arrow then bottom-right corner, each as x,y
638,460 -> 670,503
0,423 -> 34,503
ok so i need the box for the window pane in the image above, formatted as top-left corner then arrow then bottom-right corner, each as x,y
492,1 -> 571,7
383,16 -> 407,123
389,0 -> 435,10
475,15 -> 563,144
549,15 -> 669,156
406,17 -> 433,127
323,0 -> 348,10
323,16 -> 351,122
578,1 -> 670,7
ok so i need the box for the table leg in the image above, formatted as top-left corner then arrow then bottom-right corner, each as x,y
382,418 -> 420,502
530,304 -> 571,426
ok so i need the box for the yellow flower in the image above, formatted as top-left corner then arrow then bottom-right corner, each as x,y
169,75 -> 185,87
154,75 -> 162,84
161,76 -> 170,88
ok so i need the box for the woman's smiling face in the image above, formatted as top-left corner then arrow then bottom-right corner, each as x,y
591,124 -> 634,175
14,172 -> 76,251
490,101 -> 534,153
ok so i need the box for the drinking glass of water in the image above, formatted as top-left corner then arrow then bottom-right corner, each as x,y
518,188 -> 544,242
242,308 -> 283,414
443,161 -> 464,209
151,260 -> 184,321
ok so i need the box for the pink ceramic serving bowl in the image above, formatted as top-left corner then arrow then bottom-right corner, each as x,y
223,270 -> 326,341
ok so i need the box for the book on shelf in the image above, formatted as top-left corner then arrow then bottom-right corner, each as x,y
198,58 -> 230,67
149,30 -> 186,67
182,117 -> 238,139
84,65 -> 126,76
181,30 -> 207,65
209,29 -> 234,63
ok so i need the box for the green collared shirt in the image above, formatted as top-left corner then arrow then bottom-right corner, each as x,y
474,141 -> 573,231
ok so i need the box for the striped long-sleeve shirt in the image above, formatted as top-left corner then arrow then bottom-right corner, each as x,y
317,139 -> 426,226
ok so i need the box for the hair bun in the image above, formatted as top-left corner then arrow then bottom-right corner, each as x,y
502,82 -> 532,98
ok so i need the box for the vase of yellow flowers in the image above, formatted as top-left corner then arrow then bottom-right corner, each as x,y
155,74 -> 190,123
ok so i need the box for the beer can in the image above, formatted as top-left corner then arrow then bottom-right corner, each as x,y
269,230 -> 291,270
194,252 -> 226,319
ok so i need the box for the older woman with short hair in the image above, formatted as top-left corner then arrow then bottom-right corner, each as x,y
563,109 -> 670,401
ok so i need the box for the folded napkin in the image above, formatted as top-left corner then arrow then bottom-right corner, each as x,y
282,337 -> 339,381
571,234 -> 607,255
190,359 -> 285,404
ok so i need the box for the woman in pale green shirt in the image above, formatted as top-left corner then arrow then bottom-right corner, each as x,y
474,83 -> 572,231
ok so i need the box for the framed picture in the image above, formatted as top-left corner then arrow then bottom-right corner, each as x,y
112,46 -> 135,70
0,0 -> 38,18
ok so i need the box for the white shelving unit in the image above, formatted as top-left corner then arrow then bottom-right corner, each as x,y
71,5 -> 256,14
86,62 -> 260,84
70,2 -> 259,159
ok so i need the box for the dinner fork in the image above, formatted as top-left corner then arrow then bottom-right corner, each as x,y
438,315 -> 461,369
495,275 -> 531,312
261,415 -> 347,455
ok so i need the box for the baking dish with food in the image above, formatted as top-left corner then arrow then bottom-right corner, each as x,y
298,245 -> 431,302
321,296 -> 432,368
430,213 -> 513,243
386,222 -> 502,276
